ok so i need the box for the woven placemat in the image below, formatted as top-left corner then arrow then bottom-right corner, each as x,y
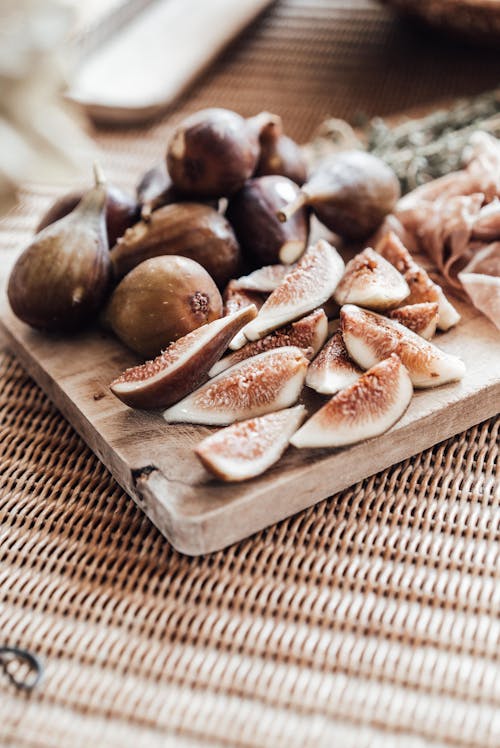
1,1 -> 499,746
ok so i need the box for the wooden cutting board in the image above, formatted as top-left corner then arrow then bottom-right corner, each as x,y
1,260 -> 499,555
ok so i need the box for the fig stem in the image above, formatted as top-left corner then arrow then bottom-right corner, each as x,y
277,191 -> 308,223
248,111 -> 283,138
93,161 -> 106,188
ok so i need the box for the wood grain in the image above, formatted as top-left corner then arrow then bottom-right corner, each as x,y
1,270 -> 499,555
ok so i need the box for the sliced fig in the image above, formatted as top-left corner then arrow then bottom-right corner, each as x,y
232,263 -> 295,293
195,405 -> 306,482
109,305 -> 257,409
306,330 -> 362,394
163,346 -> 309,425
231,239 -> 344,349
333,247 -> 409,310
223,281 -> 265,316
209,309 -> 328,377
376,231 -> 460,330
291,354 -> 413,449
388,302 -> 439,340
341,304 -> 466,388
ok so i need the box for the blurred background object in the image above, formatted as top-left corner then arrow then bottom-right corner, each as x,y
380,0 -> 500,40
0,0 -> 89,216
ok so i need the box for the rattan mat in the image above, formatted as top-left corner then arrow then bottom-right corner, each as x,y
1,1 -> 499,746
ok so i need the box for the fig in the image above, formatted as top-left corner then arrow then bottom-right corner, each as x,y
104,255 -> 222,358
333,247 -> 409,311
388,302 -> 439,340
109,305 -> 257,410
195,405 -> 306,482
291,354 -> 413,449
136,162 -> 219,219
341,304 -> 466,388
305,330 -> 362,395
36,183 -> 140,247
166,108 -> 273,197
376,231 -> 460,331
226,176 -> 309,266
210,309 -> 328,377
252,115 -> 307,185
8,164 -> 111,332
110,203 -> 241,289
223,281 -> 265,316
278,150 -> 400,241
233,263 -> 295,293
163,346 -> 309,425
231,239 -> 344,348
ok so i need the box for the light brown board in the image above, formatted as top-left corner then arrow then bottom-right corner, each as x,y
1,264 -> 499,555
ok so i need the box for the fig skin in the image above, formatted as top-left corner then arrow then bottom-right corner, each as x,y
37,184 -> 140,247
104,255 -> 223,358
110,202 -> 242,289
279,150 -> 400,241
253,118 -> 307,185
226,176 -> 309,267
166,108 -> 265,198
8,167 -> 111,332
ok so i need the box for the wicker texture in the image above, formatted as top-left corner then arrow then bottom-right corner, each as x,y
1,1 -> 500,746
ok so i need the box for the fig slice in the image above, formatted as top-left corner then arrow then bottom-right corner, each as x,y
109,304 -> 257,409
209,308 -> 328,377
333,247 -> 409,311
195,405 -> 306,482
291,354 -> 413,449
341,304 -> 466,388
376,231 -> 460,330
388,302 -> 439,340
230,239 -> 345,349
306,330 -> 362,394
232,263 -> 295,292
163,346 -> 309,425
223,281 -> 265,316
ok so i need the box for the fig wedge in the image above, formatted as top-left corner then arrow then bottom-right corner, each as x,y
233,263 -> 295,292
389,302 -> 438,340
163,346 -> 309,425
306,330 -> 362,394
341,304 -> 466,388
333,247 -> 409,311
223,281 -> 265,316
195,405 -> 306,482
109,305 -> 257,409
376,231 -> 460,330
291,354 -> 412,449
231,239 -> 344,349
209,309 -> 328,377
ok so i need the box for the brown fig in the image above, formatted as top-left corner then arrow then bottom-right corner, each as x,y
226,176 -> 309,266
136,162 -> 178,219
110,202 -> 242,289
252,116 -> 307,185
104,256 -> 222,358
166,108 -> 274,198
8,164 -> 112,332
37,183 -> 140,247
278,150 -> 400,241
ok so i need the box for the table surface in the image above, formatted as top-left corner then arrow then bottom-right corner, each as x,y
1,2 -> 499,746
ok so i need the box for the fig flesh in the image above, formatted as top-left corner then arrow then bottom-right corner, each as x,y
36,183 -> 140,247
209,309 -> 328,377
231,239 -> 344,348
104,255 -> 222,358
278,150 -> 400,241
8,165 -> 111,332
195,405 -> 306,482
223,281 -> 265,316
166,108 -> 266,197
226,176 -> 309,266
291,354 -> 413,449
109,305 -> 257,410
341,304 -> 466,388
232,263 -> 295,293
163,346 -> 309,425
305,330 -> 362,395
389,302 -> 439,340
334,247 -> 409,310
110,202 -> 241,289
